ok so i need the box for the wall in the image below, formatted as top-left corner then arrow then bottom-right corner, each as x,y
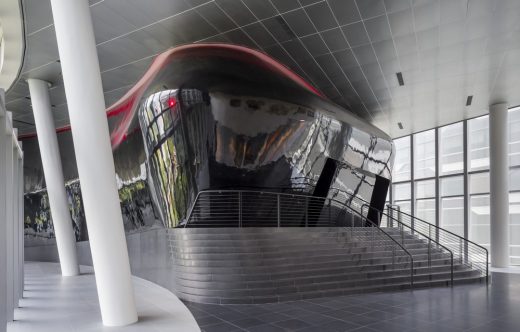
25,228 -> 176,292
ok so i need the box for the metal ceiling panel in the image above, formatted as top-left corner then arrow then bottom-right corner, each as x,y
7,0 -> 520,137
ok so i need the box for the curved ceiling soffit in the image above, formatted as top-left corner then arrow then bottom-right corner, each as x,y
0,0 -> 24,92
20,43 -> 327,148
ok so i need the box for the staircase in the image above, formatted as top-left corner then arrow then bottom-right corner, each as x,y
168,226 -> 485,304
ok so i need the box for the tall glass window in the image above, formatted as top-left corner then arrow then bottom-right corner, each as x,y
468,172 -> 490,249
391,109 -> 520,264
415,180 -> 435,224
510,107 -> 520,166
414,130 -> 436,179
468,116 -> 489,171
440,176 -> 464,236
392,136 -> 411,182
439,123 -> 463,175
510,192 -> 520,264
393,182 -> 411,214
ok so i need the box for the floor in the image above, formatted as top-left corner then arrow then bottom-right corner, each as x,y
184,272 -> 520,332
8,262 -> 200,332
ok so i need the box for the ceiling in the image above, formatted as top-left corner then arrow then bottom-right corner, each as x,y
4,0 -> 520,137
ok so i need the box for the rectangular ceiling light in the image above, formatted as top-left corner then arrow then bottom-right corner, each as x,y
398,122 -> 403,129
466,95 -> 473,106
396,72 -> 404,86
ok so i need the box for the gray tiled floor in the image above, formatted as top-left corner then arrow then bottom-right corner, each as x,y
184,272 -> 520,331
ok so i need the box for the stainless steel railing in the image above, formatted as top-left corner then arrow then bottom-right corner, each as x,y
385,204 -> 489,281
184,189 -> 415,287
325,186 -> 488,281
361,204 -> 454,286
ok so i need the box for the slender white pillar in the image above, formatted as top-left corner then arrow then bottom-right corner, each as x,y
18,147 -> 24,300
12,140 -> 19,307
490,102 -> 510,268
49,0 -> 137,326
0,89 -> 7,332
4,113 -> 14,322
28,79 -> 79,276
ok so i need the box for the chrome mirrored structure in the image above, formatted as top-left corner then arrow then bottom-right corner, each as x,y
22,43 -> 394,235
132,44 -> 394,227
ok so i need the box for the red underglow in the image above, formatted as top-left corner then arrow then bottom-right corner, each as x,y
18,44 -> 324,145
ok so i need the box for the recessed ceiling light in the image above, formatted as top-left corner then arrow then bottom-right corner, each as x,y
398,122 -> 404,129
466,95 -> 473,106
396,72 -> 404,86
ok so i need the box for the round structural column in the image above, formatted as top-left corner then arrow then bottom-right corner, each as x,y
49,0 -> 138,326
0,90 -> 7,332
12,140 -> 19,307
18,147 -> 24,300
28,79 -> 79,277
4,113 -> 14,322
489,102 -> 510,268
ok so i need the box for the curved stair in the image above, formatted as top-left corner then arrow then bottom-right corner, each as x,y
168,227 -> 485,304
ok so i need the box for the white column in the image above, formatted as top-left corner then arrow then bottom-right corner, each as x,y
489,102 -> 510,268
49,0 -> 137,326
4,113 -> 14,322
0,89 -> 7,332
18,147 -> 24,300
28,79 -> 79,276
12,140 -> 19,308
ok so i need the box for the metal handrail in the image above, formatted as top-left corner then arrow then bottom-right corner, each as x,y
184,189 -> 415,288
325,185 -> 488,281
361,204 -> 454,286
386,204 -> 488,281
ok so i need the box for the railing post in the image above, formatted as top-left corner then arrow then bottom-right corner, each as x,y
459,238 -> 463,264
238,191 -> 242,228
305,196 -> 308,227
428,238 -> 432,279
371,227 -> 375,251
328,200 -> 331,225
401,223 -> 404,246
392,246 -> 396,273
277,194 -> 281,227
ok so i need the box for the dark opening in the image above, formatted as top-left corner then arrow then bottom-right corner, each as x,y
313,158 -> 338,198
367,175 -> 390,226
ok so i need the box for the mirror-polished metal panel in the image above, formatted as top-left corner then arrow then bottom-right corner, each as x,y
23,44 -> 394,234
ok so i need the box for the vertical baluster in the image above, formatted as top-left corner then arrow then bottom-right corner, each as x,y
428,238 -> 432,279
328,200 -> 331,225
277,194 -> 281,227
238,191 -> 242,228
459,238 -> 463,264
305,196 -> 308,227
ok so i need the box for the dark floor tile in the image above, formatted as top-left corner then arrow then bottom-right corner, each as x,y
246,324 -> 287,332
273,318 -> 311,330
202,321 -> 244,332
196,315 -> 225,327
320,319 -> 361,331
233,317 -> 266,329
256,312 -> 292,323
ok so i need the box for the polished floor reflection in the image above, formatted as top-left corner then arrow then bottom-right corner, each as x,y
8,262 -> 200,332
184,272 -> 520,331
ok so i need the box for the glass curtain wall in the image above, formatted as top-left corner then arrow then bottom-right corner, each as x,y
390,106 -> 520,264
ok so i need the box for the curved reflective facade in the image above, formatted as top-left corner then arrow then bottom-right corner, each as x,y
22,44 -> 394,233
132,45 -> 393,227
